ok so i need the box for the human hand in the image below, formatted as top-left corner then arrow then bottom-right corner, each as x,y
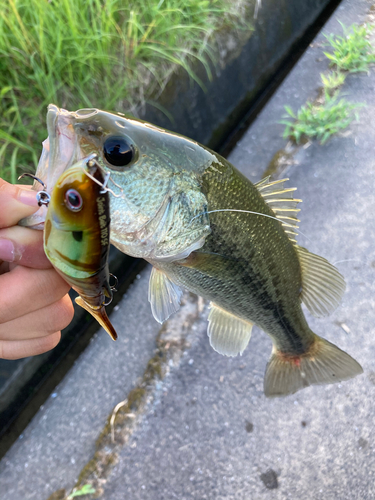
0,179 -> 74,359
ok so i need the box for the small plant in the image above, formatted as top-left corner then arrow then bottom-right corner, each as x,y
67,484 -> 96,499
324,22 -> 375,73
321,70 -> 346,93
281,21 -> 369,146
281,90 -> 362,144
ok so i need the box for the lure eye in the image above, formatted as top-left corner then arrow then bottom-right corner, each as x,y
64,189 -> 83,211
103,136 -> 134,168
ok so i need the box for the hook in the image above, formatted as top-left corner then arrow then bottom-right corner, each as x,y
18,173 -> 47,190
36,191 -> 51,206
102,274 -> 118,307
18,173 -> 50,206
82,154 -> 123,198
103,296 -> 113,306
109,273 -> 118,292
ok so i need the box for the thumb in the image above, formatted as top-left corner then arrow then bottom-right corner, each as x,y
0,179 -> 39,228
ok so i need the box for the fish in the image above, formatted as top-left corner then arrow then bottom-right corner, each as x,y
43,153 -> 118,341
21,104 -> 362,396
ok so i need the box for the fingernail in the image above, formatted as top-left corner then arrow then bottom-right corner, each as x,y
18,189 -> 39,207
0,239 -> 23,262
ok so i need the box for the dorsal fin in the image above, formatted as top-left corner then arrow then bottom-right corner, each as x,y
148,267 -> 183,323
207,303 -> 253,357
255,177 -> 302,244
295,246 -> 346,318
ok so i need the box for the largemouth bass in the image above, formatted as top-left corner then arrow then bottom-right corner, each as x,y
22,104 -> 362,396
43,154 -> 117,341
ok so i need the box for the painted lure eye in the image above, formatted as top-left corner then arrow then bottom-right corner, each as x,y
64,189 -> 83,211
103,136 -> 134,167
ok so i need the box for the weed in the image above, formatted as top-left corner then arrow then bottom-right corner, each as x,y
324,22 -> 375,73
281,90 -> 362,144
282,21 -> 369,145
67,484 -> 96,499
320,71 -> 346,93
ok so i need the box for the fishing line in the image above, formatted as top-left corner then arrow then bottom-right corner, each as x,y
189,208 -> 312,242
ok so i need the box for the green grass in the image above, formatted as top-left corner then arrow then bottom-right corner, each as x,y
324,22 -> 375,73
320,70 -> 346,93
281,90 -> 362,145
0,0 -> 250,183
67,484 -> 96,499
282,21 -> 371,145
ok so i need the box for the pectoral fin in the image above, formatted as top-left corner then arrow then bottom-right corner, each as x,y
178,251 -> 238,280
296,245 -> 346,317
75,296 -> 118,341
207,303 -> 253,357
148,267 -> 183,323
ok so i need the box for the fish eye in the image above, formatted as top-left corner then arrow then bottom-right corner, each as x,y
103,136 -> 134,168
64,189 -> 83,211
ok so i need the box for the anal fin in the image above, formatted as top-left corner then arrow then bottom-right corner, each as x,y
264,335 -> 362,397
148,267 -> 183,323
207,303 -> 253,357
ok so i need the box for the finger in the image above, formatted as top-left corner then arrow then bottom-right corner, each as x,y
0,261 -> 9,274
0,266 -> 71,324
0,294 -> 74,341
0,331 -> 61,360
0,226 -> 51,268
0,179 -> 39,228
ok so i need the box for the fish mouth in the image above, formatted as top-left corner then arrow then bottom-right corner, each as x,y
45,104 -> 80,188
33,104 -> 92,192
19,104 -> 87,228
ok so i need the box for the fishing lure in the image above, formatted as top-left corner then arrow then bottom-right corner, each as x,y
27,155 -> 118,340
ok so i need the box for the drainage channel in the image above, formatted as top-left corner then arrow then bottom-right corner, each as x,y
0,0 -> 343,460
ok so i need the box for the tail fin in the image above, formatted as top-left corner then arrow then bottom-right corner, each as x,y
75,296 -> 118,341
264,336 -> 362,398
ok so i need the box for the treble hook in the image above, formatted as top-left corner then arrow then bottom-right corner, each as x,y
102,274 -> 118,306
18,173 -> 47,189
83,154 -> 123,198
87,155 -> 111,194
36,191 -> 51,206
109,273 -> 118,292
18,173 -> 51,207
